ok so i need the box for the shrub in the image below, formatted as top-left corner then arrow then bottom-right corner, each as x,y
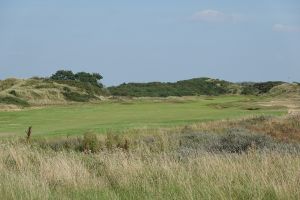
82,133 -> 102,153
212,130 -> 272,153
50,70 -> 103,88
241,86 -> 259,95
50,70 -> 76,81
240,81 -> 285,95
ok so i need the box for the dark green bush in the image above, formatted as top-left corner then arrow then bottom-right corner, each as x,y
50,70 -> 76,81
50,70 -> 104,88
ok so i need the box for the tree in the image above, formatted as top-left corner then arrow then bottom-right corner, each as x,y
50,70 -> 104,88
75,72 -> 103,86
50,70 -> 75,81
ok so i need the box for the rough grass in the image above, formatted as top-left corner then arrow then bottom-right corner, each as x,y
0,113 -> 299,199
243,115 -> 300,142
0,140 -> 300,200
0,78 -> 105,106
0,96 -> 29,107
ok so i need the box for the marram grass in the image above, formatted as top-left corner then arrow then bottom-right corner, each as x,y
0,142 -> 299,200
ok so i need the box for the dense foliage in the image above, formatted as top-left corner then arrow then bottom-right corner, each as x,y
241,81 -> 285,95
109,78 -> 236,97
50,70 -> 103,87
49,70 -> 107,101
109,78 -> 287,97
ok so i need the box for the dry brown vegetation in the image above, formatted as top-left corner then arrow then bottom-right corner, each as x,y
0,113 -> 299,199
1,141 -> 300,200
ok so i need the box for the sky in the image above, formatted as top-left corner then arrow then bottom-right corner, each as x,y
0,0 -> 300,86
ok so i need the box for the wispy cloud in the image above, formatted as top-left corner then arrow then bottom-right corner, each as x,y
272,24 -> 300,33
190,9 -> 241,23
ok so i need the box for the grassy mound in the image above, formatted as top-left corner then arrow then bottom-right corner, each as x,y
269,83 -> 300,96
0,78 -> 108,106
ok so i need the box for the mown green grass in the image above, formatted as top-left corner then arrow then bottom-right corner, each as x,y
0,96 -> 285,137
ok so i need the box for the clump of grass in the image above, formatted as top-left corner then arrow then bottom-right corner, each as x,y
105,132 -> 129,151
63,90 -> 96,102
82,133 -> 103,153
0,78 -> 19,91
8,90 -> 17,96
0,96 -> 30,107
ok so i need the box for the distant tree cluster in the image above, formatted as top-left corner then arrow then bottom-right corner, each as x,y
109,78 -> 286,97
108,78 -> 234,97
50,70 -> 103,87
240,81 -> 284,95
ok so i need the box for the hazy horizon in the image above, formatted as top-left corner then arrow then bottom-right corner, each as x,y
1,1 -> 299,86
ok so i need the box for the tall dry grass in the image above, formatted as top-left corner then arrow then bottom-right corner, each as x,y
0,141 -> 300,200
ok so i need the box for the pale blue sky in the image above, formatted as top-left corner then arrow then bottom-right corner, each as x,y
0,0 -> 299,85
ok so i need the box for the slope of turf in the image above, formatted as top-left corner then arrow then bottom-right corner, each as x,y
0,96 -> 285,137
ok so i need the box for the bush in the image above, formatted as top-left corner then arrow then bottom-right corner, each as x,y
82,133 -> 102,153
241,86 -> 259,95
50,70 -> 103,88
212,130 -> 272,153
50,70 -> 76,81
